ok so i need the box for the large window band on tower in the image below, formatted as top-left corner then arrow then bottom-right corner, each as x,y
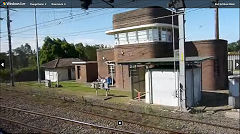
113,27 -> 175,45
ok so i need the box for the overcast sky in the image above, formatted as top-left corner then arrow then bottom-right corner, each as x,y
0,8 -> 239,52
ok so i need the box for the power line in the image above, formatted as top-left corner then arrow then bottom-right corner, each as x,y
0,8 -> 105,34
0,3 -> 212,50
0,0 -> 137,34
0,7 -> 209,40
0,9 -> 106,38
0,8 -> 125,38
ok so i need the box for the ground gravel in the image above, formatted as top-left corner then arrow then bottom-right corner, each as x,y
0,86 -> 239,134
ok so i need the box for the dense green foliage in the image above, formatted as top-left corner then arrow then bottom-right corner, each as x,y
228,40 -> 240,52
40,37 -> 79,64
40,36 -> 107,64
13,43 -> 37,69
0,66 -> 37,81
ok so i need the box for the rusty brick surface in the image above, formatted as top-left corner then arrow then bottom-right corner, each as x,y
97,48 -> 115,79
186,39 -> 228,90
113,7 -> 178,29
75,63 -> 98,83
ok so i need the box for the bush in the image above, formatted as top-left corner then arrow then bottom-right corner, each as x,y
15,66 -> 37,75
0,66 -> 42,82
0,69 -> 10,81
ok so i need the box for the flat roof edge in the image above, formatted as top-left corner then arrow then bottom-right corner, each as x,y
118,56 -> 214,65
106,23 -> 179,35
72,61 -> 97,64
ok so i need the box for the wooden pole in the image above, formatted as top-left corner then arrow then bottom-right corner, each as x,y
6,7 -> 14,86
34,7 -> 41,83
215,5 -> 219,40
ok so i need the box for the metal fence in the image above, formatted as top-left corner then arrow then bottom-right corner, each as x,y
228,54 -> 240,73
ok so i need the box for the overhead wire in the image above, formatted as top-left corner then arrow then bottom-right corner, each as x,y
1,7 -> 209,40
0,0 -> 136,34
0,1 -> 213,50
0,8 -> 105,34
0,8 -> 124,38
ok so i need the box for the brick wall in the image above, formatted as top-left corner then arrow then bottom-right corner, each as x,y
97,48 -> 115,79
98,42 -> 176,90
97,40 -> 228,91
185,39 -> 228,90
114,42 -> 174,62
86,63 -> 98,82
75,65 -> 87,83
113,7 -> 178,29
75,63 -> 98,83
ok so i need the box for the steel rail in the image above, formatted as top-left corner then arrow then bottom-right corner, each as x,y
0,105 -> 137,134
81,102 -> 240,131
0,117 -> 56,134
79,108 -> 183,134
1,88 -> 238,132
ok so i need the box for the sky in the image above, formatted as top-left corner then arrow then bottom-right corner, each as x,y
0,7 -> 239,52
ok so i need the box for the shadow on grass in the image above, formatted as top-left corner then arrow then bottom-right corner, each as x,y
108,94 -> 128,98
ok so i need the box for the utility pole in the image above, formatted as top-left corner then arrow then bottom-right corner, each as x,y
34,7 -> 41,83
171,9 -> 178,106
168,0 -> 187,111
178,8 -> 187,111
0,8 -> 3,53
215,0 -> 219,39
6,6 -> 14,86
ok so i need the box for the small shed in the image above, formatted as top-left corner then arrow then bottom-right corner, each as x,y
42,58 -> 83,82
119,56 -> 213,108
72,61 -> 98,83
145,68 -> 201,107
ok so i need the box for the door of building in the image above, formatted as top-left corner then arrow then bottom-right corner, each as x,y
68,69 -> 71,80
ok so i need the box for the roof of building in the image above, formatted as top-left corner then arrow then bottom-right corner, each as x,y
42,58 -> 83,69
105,23 -> 179,35
118,56 -> 214,65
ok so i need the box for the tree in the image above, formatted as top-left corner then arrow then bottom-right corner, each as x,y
40,37 -> 57,64
40,37 -> 78,64
13,43 -> 34,68
84,44 -> 99,61
75,43 -> 87,60
228,40 -> 240,52
61,42 -> 78,58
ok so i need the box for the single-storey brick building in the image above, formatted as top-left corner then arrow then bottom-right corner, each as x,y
72,61 -> 98,83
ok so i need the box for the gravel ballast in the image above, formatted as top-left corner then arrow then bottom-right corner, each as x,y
0,86 -> 239,133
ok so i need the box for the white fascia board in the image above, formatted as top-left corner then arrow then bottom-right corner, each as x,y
105,23 -> 179,35
72,61 -> 97,64
72,61 -> 87,64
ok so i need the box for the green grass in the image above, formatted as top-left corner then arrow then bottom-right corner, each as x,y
14,81 -> 131,104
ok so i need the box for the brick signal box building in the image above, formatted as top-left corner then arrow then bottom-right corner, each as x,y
97,7 -> 228,91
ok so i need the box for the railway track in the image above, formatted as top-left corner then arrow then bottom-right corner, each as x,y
77,99 -> 240,132
0,88 -> 238,133
0,105 -> 181,134
0,105 -> 138,134
0,116 -> 55,133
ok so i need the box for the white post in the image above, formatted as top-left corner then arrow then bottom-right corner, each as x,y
56,72 -> 59,87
